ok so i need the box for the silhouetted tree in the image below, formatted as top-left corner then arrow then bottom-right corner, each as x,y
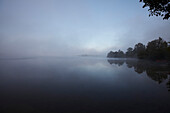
126,47 -> 134,57
107,50 -> 125,58
134,43 -> 146,59
117,50 -> 125,57
140,0 -> 170,19
107,51 -> 115,58
146,37 -> 168,60
165,42 -> 170,60
107,37 -> 169,60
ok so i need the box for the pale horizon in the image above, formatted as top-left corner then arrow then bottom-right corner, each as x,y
0,0 -> 170,57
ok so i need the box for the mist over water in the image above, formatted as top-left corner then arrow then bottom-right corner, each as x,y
0,57 -> 170,113
1,0 -> 170,57
1,0 -> 170,112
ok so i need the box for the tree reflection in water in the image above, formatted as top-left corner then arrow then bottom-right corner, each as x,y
108,59 -> 170,91
107,59 -> 125,66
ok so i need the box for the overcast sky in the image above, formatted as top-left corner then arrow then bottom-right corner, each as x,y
0,0 -> 170,57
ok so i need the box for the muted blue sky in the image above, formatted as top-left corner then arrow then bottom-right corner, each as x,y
0,0 -> 170,57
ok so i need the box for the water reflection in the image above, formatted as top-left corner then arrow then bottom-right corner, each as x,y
107,59 -> 125,66
108,59 -> 170,91
1,57 -> 170,113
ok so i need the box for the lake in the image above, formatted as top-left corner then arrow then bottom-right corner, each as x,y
0,57 -> 170,113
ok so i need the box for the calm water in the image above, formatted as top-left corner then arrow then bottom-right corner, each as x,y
0,57 -> 170,113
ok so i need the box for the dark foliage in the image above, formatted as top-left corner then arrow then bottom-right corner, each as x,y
107,50 -> 125,58
146,37 -> 168,60
107,37 -> 170,61
134,43 -> 146,59
126,47 -> 135,57
140,0 -> 170,19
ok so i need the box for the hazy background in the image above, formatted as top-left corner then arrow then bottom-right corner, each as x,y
0,0 -> 170,57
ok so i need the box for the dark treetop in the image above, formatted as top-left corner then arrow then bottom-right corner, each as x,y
107,37 -> 170,61
140,0 -> 170,19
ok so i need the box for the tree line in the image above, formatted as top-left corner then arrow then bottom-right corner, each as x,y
107,37 -> 170,60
